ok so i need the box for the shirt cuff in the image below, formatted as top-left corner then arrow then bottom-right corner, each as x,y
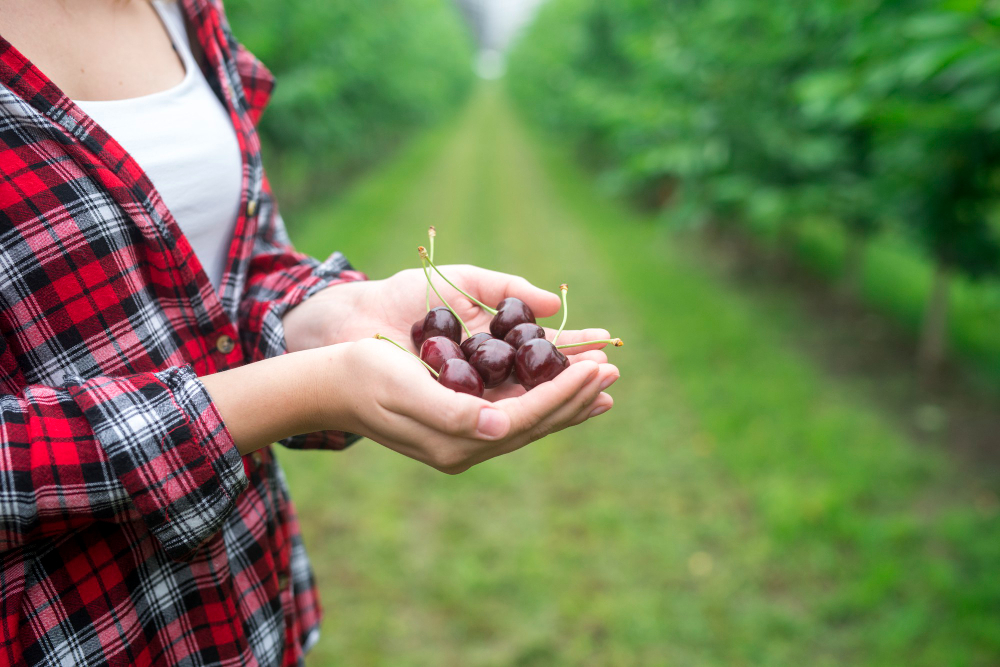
280,430 -> 363,451
67,366 -> 247,561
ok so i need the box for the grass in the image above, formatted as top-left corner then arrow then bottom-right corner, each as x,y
278,84 -> 1000,665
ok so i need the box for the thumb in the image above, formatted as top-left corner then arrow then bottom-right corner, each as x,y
395,375 -> 512,440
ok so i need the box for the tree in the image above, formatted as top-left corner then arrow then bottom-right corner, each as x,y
874,5 -> 1000,370
226,0 -> 473,201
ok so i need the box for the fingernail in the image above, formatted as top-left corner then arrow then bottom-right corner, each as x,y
589,405 -> 611,418
599,374 -> 619,391
477,408 -> 507,439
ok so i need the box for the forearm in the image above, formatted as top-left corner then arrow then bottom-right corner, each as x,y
201,345 -> 348,455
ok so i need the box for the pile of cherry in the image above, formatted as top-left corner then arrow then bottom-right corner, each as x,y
377,228 -> 621,398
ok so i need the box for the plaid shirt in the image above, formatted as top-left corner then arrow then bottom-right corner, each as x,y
0,1 -> 366,664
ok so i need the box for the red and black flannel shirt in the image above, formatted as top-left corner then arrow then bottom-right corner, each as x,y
0,1 -> 366,664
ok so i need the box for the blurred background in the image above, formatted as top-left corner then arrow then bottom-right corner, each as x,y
227,0 -> 1000,663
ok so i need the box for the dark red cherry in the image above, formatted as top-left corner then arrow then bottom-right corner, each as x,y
460,332 -> 493,360
468,338 -> 515,388
420,336 -> 464,374
514,339 -> 569,390
489,297 -> 535,340
410,320 -> 425,349
438,358 -> 484,397
504,322 -> 546,350
421,307 -> 461,345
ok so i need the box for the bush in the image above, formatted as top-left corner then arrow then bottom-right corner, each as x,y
227,0 -> 474,204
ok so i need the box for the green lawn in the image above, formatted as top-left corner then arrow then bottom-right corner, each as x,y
279,85 -> 1000,666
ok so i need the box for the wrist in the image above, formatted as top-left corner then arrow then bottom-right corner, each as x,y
200,344 -> 352,455
281,308 -> 319,354
282,281 -> 367,353
288,343 -> 353,434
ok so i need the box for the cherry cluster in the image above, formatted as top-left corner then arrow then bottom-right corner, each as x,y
377,228 -> 621,398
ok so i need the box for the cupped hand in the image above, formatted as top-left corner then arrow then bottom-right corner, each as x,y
336,337 -> 619,474
283,264 -> 611,356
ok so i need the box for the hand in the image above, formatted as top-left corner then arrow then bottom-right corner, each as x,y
282,265 -> 614,400
202,337 -> 618,468
334,337 -> 619,473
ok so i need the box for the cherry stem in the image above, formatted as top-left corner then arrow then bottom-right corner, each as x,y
553,283 -> 569,345
425,226 -> 435,313
418,248 -> 471,338
420,251 -> 498,315
375,334 -> 439,377
556,338 -> 623,349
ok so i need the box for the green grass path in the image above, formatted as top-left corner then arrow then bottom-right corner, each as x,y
282,86 -> 999,666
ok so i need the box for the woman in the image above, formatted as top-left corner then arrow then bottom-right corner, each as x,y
0,0 -> 618,664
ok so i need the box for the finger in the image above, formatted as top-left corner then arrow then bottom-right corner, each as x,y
596,363 -> 620,392
360,349 -> 505,469
567,349 -> 609,365
453,266 -> 562,318
566,392 -> 614,427
554,382 -> 607,428
483,381 -> 527,402
469,363 -> 610,469
440,364 -> 617,471
364,408 -> 495,474
376,344 -> 504,439
493,361 -> 601,436
543,327 -> 612,354
486,352 -> 608,400
522,364 -> 618,438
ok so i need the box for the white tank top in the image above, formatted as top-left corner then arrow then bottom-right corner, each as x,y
76,0 -> 243,292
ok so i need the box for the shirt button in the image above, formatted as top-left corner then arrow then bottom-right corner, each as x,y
246,199 -> 258,217
251,451 -> 263,466
277,572 -> 289,590
215,334 -> 236,354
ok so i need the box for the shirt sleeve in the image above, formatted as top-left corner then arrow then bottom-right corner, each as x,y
237,180 -> 366,451
0,365 -> 247,561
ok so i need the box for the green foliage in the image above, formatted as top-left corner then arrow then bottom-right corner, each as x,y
508,0 -> 1000,280
226,0 -> 473,196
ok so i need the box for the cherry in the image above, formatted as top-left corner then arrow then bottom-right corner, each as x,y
514,338 -> 569,390
412,307 -> 461,347
504,323 -> 545,386
410,320 -> 425,349
377,333 -> 484,397
417,247 -> 471,342
489,297 -> 535,340
420,336 -> 464,374
438,358 -> 484,397
460,332 -> 493,360
468,338 -> 515,388
504,322 -> 546,350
